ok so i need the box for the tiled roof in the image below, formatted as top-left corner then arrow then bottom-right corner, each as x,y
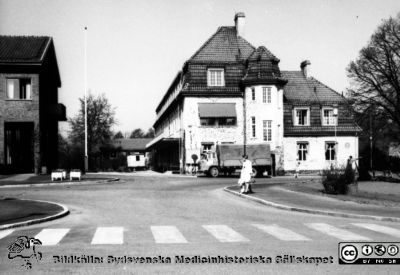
242,46 -> 286,85
281,71 -> 344,104
112,138 -> 153,151
183,86 -> 241,93
189,27 -> 255,62
284,126 -> 362,136
0,36 -> 51,63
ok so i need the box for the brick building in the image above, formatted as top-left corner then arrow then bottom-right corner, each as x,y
0,36 -> 66,174
147,13 -> 360,174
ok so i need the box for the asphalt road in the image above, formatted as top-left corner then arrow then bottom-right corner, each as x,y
0,175 -> 399,274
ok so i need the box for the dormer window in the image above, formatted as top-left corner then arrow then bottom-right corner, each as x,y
293,107 -> 310,126
207,69 -> 225,86
322,108 -> 338,126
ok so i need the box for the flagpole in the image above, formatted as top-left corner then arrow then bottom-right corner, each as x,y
84,26 -> 88,172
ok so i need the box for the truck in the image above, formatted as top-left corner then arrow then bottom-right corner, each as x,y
198,144 -> 272,177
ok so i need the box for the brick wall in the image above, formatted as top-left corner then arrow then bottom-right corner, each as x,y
0,73 -> 40,171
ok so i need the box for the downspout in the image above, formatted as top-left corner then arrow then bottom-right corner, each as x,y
243,86 -> 247,155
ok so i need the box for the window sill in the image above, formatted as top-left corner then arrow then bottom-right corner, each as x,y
6,99 -> 32,101
293,125 -> 310,127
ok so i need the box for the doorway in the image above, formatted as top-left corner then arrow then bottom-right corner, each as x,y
4,122 -> 34,173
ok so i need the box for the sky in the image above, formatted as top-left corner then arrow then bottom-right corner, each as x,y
1,0 -> 399,136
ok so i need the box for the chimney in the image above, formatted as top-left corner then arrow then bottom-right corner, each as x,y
234,12 -> 245,37
300,60 -> 311,78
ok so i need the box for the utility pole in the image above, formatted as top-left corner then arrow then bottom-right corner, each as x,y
369,104 -> 373,176
84,26 -> 88,173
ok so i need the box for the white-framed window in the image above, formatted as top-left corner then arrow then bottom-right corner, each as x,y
200,117 -> 236,126
251,116 -> 256,138
207,69 -> 224,86
6,78 -> 32,100
294,108 -> 310,126
201,143 -> 214,154
201,142 -> 216,160
322,108 -> 337,126
262,87 -> 271,103
325,142 -> 337,161
251,87 -> 256,101
263,120 -> 272,141
297,142 -> 309,161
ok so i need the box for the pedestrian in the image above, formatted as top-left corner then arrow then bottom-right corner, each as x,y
238,154 -> 253,194
294,160 -> 300,178
345,155 -> 359,184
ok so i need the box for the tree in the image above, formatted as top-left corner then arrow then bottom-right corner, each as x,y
144,128 -> 155,138
69,93 -> 116,170
347,13 -> 400,136
129,128 -> 144,138
114,131 -> 124,139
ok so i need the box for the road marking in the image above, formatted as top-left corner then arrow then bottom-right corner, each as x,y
35,228 -> 70,246
202,225 -> 249,242
352,223 -> 400,238
252,224 -> 310,241
306,223 -> 370,241
150,226 -> 188,243
91,227 -> 124,245
0,229 -> 14,239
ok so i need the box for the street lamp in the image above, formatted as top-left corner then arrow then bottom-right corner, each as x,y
84,27 -> 88,173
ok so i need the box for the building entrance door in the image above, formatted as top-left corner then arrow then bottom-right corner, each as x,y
4,122 -> 34,173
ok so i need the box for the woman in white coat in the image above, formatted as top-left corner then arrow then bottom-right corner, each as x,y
239,154 -> 253,194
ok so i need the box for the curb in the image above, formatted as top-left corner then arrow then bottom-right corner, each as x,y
223,186 -> 400,223
0,199 -> 69,230
0,177 -> 120,189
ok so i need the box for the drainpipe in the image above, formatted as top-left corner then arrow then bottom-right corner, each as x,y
243,86 -> 247,155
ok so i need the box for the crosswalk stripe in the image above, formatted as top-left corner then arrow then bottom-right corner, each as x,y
352,223 -> 400,238
306,223 -> 370,241
35,229 -> 70,246
252,224 -> 310,241
0,229 -> 14,240
203,225 -> 249,242
91,227 -> 124,244
150,226 -> 187,243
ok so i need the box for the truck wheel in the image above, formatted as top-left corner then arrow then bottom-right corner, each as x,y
252,167 -> 258,178
209,167 -> 219,178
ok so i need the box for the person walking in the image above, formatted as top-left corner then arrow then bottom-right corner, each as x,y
294,160 -> 300,178
345,155 -> 359,184
239,154 -> 253,194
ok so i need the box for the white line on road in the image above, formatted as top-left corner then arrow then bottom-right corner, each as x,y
0,229 -> 14,239
202,225 -> 249,242
91,227 -> 124,245
151,226 -> 188,244
306,223 -> 370,241
252,224 -> 310,241
35,228 -> 70,246
352,223 -> 400,238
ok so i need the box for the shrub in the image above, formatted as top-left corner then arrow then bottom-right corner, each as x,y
321,167 -> 348,195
